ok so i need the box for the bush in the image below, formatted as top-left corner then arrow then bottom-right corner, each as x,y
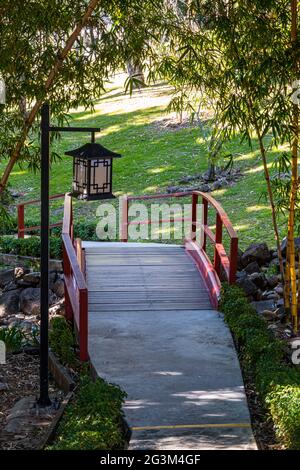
0,235 -> 62,259
0,326 -> 25,352
220,283 -> 300,449
48,373 -> 126,450
49,317 -> 77,367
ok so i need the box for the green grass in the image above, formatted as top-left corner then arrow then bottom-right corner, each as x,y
0,79 -> 288,249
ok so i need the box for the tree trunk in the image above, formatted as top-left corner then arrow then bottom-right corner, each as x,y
0,0 -> 100,192
126,60 -> 145,89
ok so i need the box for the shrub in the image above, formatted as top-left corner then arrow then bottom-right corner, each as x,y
0,326 -> 25,352
0,235 -> 62,259
48,373 -> 126,450
49,316 -> 77,367
220,283 -> 300,449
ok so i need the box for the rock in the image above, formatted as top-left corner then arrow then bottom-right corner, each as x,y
52,279 -> 64,298
281,236 -> 300,256
267,275 -> 279,289
167,186 -> 181,194
0,381 -> 8,391
262,310 -> 278,321
22,272 -> 40,285
20,288 -> 55,315
275,285 -> 284,296
14,267 -> 30,279
237,250 -> 244,271
49,272 -> 58,290
241,243 -> 271,267
0,290 -> 20,317
248,272 -> 267,289
19,288 -> 40,315
244,261 -> 261,274
199,183 -> 210,192
236,276 -> 257,296
14,313 -> 25,320
0,269 -> 15,288
251,299 -> 277,314
211,180 -> 223,191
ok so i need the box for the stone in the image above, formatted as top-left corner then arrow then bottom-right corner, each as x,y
251,299 -> 277,314
22,272 -> 40,285
244,261 -> 261,274
241,243 -> 271,267
199,183 -> 210,192
20,288 -> 41,315
281,237 -> 300,256
211,180 -> 223,191
248,272 -> 267,288
262,310 -> 278,321
0,269 -> 15,287
52,279 -> 64,298
14,267 -> 30,279
236,276 -> 257,296
267,275 -> 279,289
0,290 -> 20,317
275,285 -> 284,296
0,381 -> 8,391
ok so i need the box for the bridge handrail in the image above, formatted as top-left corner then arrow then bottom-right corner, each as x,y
16,193 -> 65,238
62,193 -> 88,361
121,190 -> 238,291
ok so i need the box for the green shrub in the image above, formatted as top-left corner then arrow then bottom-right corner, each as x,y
0,326 -> 25,352
49,317 -> 77,367
220,283 -> 300,449
48,373 -> 126,450
0,235 -> 62,259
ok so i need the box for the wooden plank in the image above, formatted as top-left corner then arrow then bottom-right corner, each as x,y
88,302 -> 211,311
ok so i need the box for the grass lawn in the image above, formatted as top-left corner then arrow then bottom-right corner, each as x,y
0,74 -> 288,250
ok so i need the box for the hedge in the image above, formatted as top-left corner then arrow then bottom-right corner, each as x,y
220,284 -> 300,449
0,235 -> 62,259
47,373 -> 126,450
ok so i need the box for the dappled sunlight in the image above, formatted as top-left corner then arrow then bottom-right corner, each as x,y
153,371 -> 183,376
172,387 -> 246,407
246,204 -> 269,213
124,399 -> 159,410
148,167 -> 171,174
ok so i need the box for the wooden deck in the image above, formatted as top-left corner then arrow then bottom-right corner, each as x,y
84,242 -> 212,313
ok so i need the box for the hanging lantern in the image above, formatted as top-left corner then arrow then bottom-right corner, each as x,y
65,140 -> 121,200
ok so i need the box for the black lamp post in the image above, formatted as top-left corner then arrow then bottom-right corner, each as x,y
38,103 -> 120,407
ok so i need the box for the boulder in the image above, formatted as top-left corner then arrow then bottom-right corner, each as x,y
0,269 -> 15,288
52,279 -> 64,298
22,272 -> 40,285
281,237 -> 300,256
244,261 -> 261,274
267,275 -> 279,289
20,288 -> 41,316
248,272 -> 267,289
251,299 -> 277,314
0,290 -> 20,317
241,243 -> 271,267
236,276 -> 257,296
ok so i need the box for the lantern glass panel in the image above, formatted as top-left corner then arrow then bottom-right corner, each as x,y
73,157 -> 88,196
90,158 -> 112,195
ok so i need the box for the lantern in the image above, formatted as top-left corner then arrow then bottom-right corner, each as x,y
65,140 -> 121,200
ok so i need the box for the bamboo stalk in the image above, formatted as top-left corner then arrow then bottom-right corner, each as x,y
288,0 -> 299,332
0,0 -> 100,192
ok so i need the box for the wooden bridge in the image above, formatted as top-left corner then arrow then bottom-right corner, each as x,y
18,190 -> 256,449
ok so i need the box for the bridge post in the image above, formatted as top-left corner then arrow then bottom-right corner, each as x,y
214,213 -> 222,277
17,204 -> 25,239
121,195 -> 128,242
191,193 -> 198,242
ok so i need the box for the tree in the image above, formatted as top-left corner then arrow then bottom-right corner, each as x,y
157,0 -> 299,328
0,0 -> 166,189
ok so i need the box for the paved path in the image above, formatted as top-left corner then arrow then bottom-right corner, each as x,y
83,242 -> 257,450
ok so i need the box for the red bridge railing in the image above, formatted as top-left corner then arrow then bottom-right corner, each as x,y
62,193 -> 88,361
16,193 -> 65,238
121,191 -> 238,307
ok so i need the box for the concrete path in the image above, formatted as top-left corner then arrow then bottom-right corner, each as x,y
84,242 -> 257,450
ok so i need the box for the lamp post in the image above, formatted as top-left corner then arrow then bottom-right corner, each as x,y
38,103 -> 120,407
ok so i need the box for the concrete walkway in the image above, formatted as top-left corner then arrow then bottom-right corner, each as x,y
84,243 -> 257,450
